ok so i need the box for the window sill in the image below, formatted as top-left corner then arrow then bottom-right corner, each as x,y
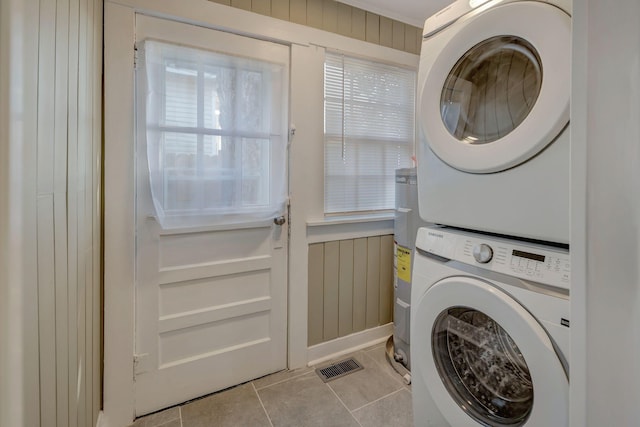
306,213 -> 395,244
306,212 -> 395,227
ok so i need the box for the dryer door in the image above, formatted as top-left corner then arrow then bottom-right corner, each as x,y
418,1 -> 570,173
413,276 -> 568,427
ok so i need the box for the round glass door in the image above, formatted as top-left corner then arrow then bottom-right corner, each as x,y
417,1 -> 570,173
432,306 -> 533,426
440,36 -> 542,144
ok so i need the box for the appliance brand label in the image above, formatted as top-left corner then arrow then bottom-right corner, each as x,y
396,246 -> 412,283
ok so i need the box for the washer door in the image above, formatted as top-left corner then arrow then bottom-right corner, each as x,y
418,2 -> 570,173
413,277 -> 568,426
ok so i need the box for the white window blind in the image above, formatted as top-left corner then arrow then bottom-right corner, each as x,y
324,52 -> 415,214
138,40 -> 287,228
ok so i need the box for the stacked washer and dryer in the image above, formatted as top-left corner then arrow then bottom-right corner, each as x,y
411,0 -> 572,426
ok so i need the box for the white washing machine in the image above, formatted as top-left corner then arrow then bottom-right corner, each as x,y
416,0 -> 571,244
411,226 -> 570,426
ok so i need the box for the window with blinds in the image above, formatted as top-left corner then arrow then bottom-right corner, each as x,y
324,53 -> 415,214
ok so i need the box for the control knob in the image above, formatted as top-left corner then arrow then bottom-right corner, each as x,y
472,243 -> 493,264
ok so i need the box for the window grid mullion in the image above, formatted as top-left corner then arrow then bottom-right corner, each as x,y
233,71 -> 243,209
196,59 -> 205,209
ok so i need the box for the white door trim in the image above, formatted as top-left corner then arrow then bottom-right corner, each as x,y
104,3 -> 136,426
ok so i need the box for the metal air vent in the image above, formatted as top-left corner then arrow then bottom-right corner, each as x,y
315,357 -> 363,383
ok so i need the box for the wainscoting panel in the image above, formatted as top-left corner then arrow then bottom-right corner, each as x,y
338,239 -> 354,337
308,235 -> 393,346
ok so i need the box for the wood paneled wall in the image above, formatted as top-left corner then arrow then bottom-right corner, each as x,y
308,235 -> 394,346
34,0 -> 103,425
209,0 -> 422,54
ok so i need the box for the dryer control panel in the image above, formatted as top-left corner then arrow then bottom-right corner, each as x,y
416,226 -> 570,290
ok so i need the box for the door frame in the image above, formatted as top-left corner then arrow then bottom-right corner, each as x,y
103,1 -> 418,425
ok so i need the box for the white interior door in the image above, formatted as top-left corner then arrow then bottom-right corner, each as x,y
133,14 -> 289,415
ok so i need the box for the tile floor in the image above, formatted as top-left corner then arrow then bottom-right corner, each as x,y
130,343 -> 413,427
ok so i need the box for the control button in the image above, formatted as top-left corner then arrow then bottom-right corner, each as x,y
472,243 -> 493,264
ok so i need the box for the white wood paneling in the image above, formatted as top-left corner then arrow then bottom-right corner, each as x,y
37,196 -> 58,427
54,2 -> 71,422
91,1 -> 103,422
36,0 -> 59,424
1,0 -> 102,425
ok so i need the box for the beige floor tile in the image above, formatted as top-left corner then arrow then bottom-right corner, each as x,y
326,351 -> 404,410
352,389 -> 414,427
252,365 -> 314,390
258,372 -> 360,427
181,383 -> 271,427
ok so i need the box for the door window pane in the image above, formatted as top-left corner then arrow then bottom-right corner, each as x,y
140,40 -> 287,228
163,62 -> 198,127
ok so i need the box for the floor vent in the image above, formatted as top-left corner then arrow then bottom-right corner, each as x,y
315,357 -> 363,383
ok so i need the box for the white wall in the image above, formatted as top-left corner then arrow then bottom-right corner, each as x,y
571,1 -> 640,425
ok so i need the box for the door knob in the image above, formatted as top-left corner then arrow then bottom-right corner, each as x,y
274,216 -> 286,226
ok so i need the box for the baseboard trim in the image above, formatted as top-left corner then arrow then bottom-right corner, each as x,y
307,323 -> 393,366
96,411 -> 105,427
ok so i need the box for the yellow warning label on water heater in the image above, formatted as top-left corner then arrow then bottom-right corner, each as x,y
396,246 -> 412,283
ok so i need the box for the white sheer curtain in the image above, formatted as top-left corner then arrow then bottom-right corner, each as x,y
324,52 -> 415,214
138,40 -> 287,228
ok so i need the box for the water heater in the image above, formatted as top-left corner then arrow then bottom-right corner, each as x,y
393,168 -> 429,370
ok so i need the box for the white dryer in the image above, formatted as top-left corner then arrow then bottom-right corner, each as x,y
411,226 -> 570,426
416,0 -> 571,244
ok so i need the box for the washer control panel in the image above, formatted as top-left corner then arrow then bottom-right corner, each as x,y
416,226 -> 570,290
